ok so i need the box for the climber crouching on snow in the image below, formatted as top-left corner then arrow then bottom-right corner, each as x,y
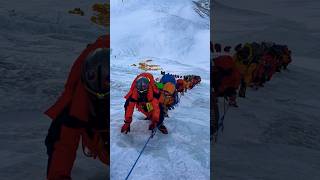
158,73 -> 179,119
159,82 -> 178,120
192,75 -> 201,86
213,53 -> 241,107
160,73 -> 179,107
121,72 -> 168,134
176,78 -> 186,95
44,35 -> 110,180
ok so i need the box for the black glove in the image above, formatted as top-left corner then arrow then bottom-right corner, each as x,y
121,122 -> 130,134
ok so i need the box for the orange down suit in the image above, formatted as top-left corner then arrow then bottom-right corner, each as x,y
44,35 -> 109,180
214,55 -> 241,96
124,73 -> 160,125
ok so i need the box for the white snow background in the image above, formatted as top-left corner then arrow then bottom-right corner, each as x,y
0,0 -> 108,179
110,0 -> 210,180
212,0 -> 320,180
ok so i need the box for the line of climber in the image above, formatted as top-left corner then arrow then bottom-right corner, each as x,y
211,41 -> 292,107
210,41 -> 292,142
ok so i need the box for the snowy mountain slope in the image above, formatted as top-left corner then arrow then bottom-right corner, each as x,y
110,0 -> 210,179
0,1 -> 107,179
212,0 -> 320,179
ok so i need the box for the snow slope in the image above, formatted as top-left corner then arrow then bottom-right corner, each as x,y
0,1 -> 108,179
110,0 -> 210,179
212,0 -> 320,179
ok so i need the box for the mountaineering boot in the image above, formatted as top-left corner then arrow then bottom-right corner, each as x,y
158,124 -> 168,134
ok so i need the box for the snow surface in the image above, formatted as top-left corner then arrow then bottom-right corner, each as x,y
0,0 -> 108,179
212,0 -> 320,179
110,0 -> 210,180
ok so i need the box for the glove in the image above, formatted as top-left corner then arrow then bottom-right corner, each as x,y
148,122 -> 157,130
121,122 -> 130,134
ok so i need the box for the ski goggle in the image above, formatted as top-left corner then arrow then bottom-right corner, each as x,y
137,82 -> 149,93
136,77 -> 150,93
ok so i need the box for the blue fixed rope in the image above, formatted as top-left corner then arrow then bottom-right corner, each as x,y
125,128 -> 158,180
217,98 -> 230,133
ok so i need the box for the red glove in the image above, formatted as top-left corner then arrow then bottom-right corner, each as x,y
148,122 -> 157,130
121,122 -> 130,134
